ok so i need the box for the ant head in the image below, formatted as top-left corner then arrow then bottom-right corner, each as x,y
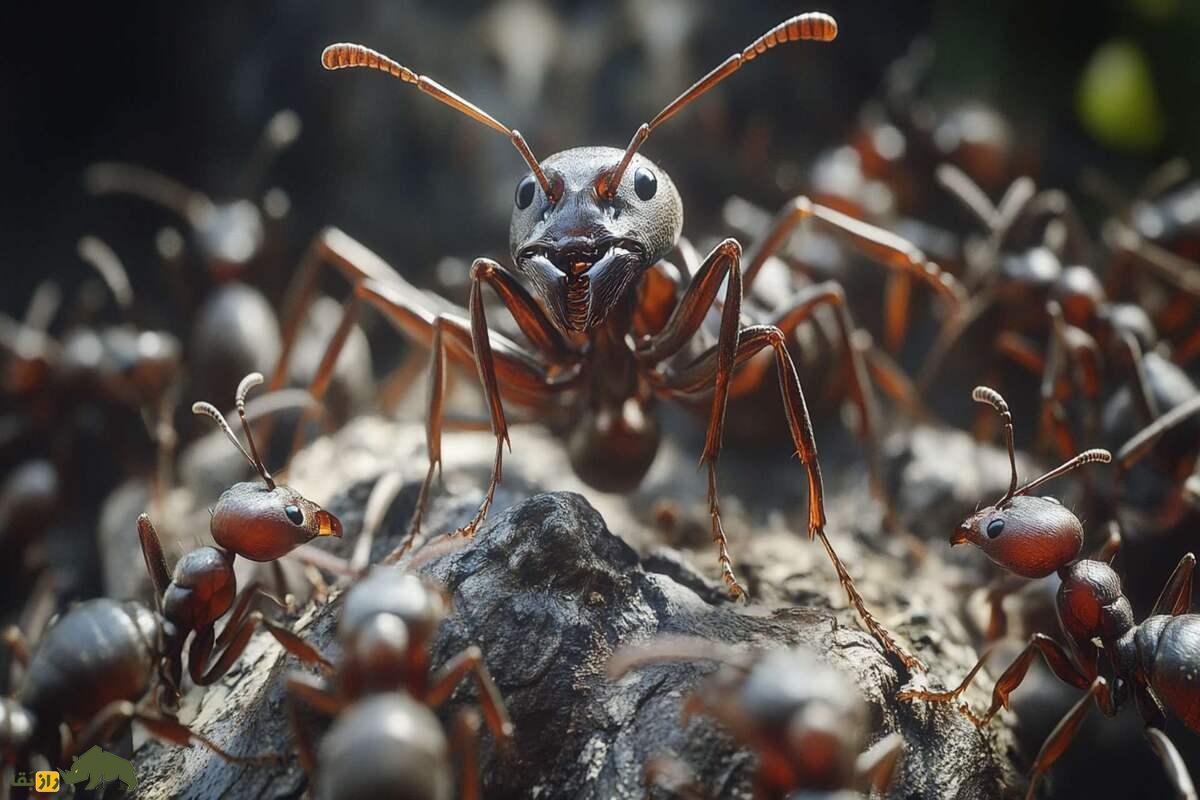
161,546 -> 236,631
956,386 -> 1111,577
322,13 -> 836,333
510,147 -> 682,333
194,373 -> 342,562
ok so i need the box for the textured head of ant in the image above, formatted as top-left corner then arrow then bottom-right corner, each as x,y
194,373 -> 342,562
511,148 -> 683,333
952,495 -> 1083,578
958,386 -> 1111,578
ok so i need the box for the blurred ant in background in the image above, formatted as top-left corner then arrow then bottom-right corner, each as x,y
610,637 -> 904,799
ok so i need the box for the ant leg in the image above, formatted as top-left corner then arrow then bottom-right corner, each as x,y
1151,553 -> 1196,617
767,282 -> 886,504
663,325 -> 922,669
260,619 -> 336,676
450,708 -> 483,800
982,575 -> 1029,641
859,333 -> 929,421
742,197 -> 964,307
897,645 -> 995,715
285,671 -> 344,715
854,732 -> 905,797
426,646 -> 514,742
1093,522 -> 1122,563
1024,678 -> 1107,800
68,700 -> 265,763
192,611 -> 264,686
1146,728 -> 1199,800
979,634 -> 1092,725
917,289 -> 997,392
1117,394 -> 1200,472
883,272 -> 912,354
83,162 -> 209,222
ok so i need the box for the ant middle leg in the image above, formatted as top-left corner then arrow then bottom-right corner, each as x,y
426,645 -> 514,743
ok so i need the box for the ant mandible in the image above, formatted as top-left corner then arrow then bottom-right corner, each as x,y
278,12 -> 950,671
900,386 -> 1200,800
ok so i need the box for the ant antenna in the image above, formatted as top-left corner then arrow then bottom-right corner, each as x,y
601,12 -> 837,198
84,162 -> 214,227
321,43 -> 553,199
192,372 -> 276,490
936,164 -> 998,230
241,109 -> 302,196
972,386 -> 1018,504
77,237 -> 134,318
1015,449 -> 1111,496
1117,393 -> 1200,471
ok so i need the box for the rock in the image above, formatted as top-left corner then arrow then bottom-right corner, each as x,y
134,417 -> 1018,798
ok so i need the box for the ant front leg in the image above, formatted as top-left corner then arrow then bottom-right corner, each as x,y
661,324 -> 922,669
638,239 -> 746,596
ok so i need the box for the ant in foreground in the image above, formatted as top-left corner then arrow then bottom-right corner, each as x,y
900,386 -> 1199,800
261,569 -> 512,800
278,11 -> 948,670
0,373 -> 341,782
609,637 -> 903,799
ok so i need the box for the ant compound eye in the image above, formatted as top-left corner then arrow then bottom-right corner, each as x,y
986,518 -> 1005,538
515,175 -> 537,209
285,505 -> 305,526
633,167 -> 658,201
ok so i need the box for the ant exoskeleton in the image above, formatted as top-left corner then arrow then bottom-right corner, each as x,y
0,374 -> 341,781
259,568 -> 512,799
270,12 -> 960,671
900,386 -> 1200,799
609,637 -> 903,799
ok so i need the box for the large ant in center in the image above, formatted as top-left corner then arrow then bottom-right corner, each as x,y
270,12 -> 955,671
900,386 -> 1200,800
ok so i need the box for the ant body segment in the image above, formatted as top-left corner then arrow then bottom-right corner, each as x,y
901,386 -> 1200,800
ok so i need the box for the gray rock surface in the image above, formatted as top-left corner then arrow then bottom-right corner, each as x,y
134,417 -> 1019,799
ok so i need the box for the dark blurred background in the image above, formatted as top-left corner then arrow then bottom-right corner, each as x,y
3,2 -> 1200,798
4,0 -> 1200,310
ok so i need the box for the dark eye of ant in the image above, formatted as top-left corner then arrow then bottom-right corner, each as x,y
633,167 -> 657,201
986,518 -> 1005,538
515,176 -> 537,209
285,505 -> 305,526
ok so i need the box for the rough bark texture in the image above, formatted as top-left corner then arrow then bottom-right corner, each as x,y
133,417 -> 1020,799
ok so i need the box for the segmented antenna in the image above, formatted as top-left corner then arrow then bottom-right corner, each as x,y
77,236 -> 134,315
235,372 -> 275,490
601,12 -> 837,197
193,373 -> 276,490
972,386 -> 1018,504
83,162 -> 213,226
321,43 -> 553,198
1016,449 -> 1111,496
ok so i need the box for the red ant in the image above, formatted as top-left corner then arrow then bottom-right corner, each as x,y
0,373 -> 341,785
609,637 -> 904,799
268,12 -> 967,671
259,568 -> 512,800
900,386 -> 1199,800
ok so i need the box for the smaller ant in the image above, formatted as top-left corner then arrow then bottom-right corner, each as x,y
900,386 -> 1199,800
610,637 -> 903,800
0,374 -> 340,778
261,568 -> 513,800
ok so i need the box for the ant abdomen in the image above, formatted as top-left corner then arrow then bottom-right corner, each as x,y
161,546 -> 236,630
1137,614 -> 1200,731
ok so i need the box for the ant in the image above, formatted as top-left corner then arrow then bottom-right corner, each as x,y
900,386 -> 1200,800
273,12 -> 955,670
0,373 -> 341,782
259,568 -> 512,799
609,637 -> 903,799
